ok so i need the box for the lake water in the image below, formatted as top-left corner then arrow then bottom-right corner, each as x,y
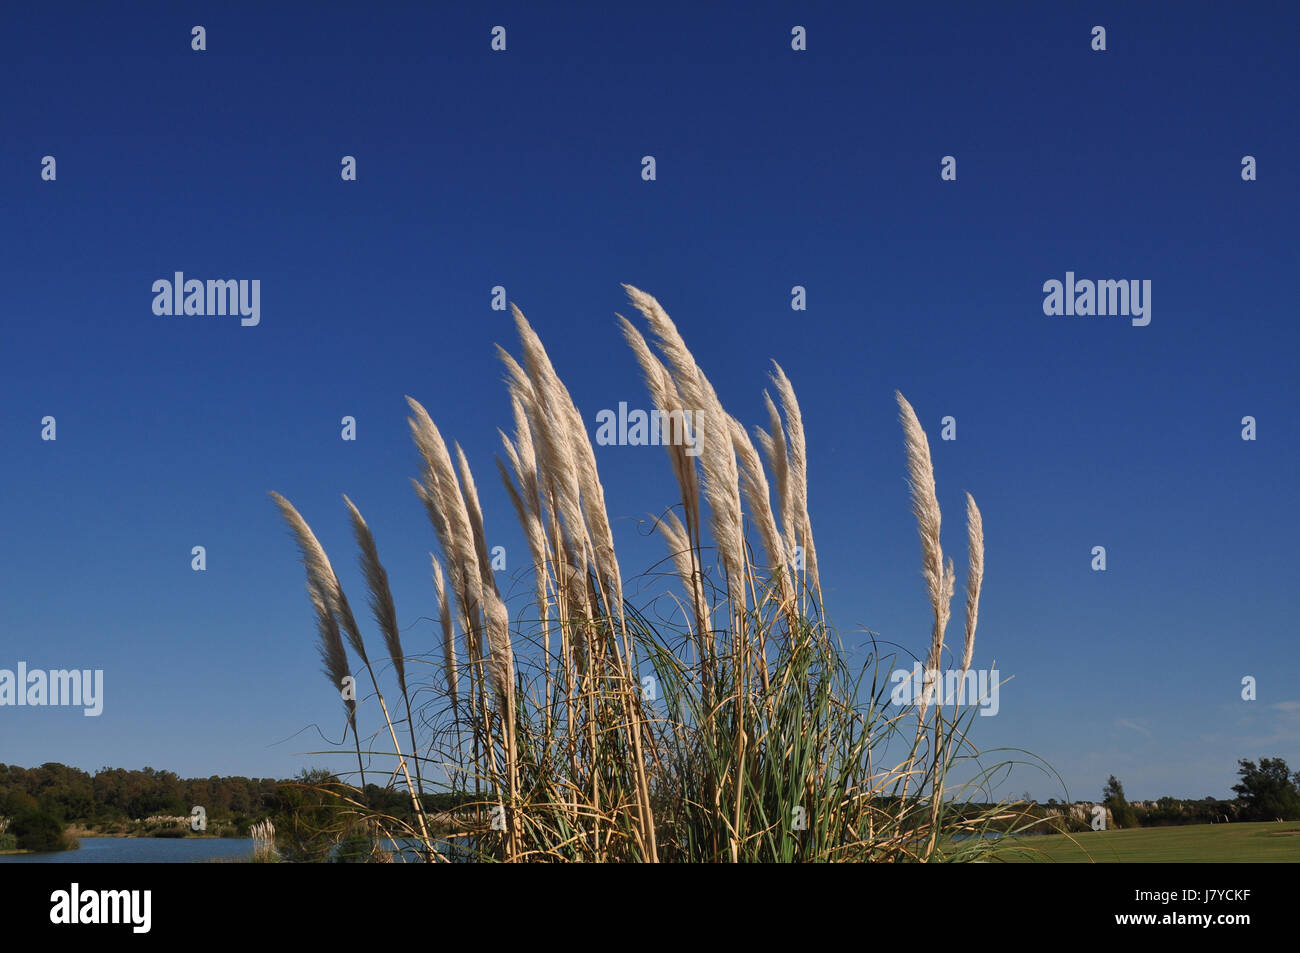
0,837 -> 258,863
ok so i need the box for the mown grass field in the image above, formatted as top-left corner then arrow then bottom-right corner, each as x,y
996,822 -> 1300,862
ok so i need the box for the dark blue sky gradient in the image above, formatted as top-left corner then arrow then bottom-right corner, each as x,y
1,2 -> 1297,801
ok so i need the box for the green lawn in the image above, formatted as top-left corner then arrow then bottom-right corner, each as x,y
996,821 -> 1300,862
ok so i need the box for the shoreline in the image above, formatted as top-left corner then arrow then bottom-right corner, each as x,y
65,828 -> 237,840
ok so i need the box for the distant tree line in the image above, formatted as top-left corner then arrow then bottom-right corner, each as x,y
4,756 -> 1293,854
1094,758 -> 1300,829
0,762 -> 478,853
0,762 -> 285,848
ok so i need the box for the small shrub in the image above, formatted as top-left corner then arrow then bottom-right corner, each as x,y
10,811 -> 72,852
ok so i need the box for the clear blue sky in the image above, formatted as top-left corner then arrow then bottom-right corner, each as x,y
1,1 -> 1296,803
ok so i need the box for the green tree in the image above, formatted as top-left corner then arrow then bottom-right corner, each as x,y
269,768 -> 353,862
1,790 -> 39,818
10,810 -> 73,852
1231,758 -> 1300,821
1102,775 -> 1138,829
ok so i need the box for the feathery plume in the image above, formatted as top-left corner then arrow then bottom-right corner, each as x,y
729,416 -> 788,592
896,392 -> 954,717
658,509 -> 710,623
270,491 -> 365,786
455,443 -> 498,598
314,595 -> 353,716
496,453 -> 547,616
770,362 -> 819,595
482,589 -> 515,699
269,491 -> 368,664
406,397 -> 486,652
343,495 -> 406,692
431,554 -> 458,708
496,345 -> 592,571
343,493 -> 424,786
622,284 -> 745,595
756,390 -> 795,558
619,315 -> 702,538
961,493 -> 984,675
511,304 -> 624,617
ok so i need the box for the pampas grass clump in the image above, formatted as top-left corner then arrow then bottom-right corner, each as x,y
271,285 -> 1016,862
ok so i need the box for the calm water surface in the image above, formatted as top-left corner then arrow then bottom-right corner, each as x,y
0,836 -> 257,863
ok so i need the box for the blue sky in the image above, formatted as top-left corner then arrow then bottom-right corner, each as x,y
1,1 -> 1297,803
